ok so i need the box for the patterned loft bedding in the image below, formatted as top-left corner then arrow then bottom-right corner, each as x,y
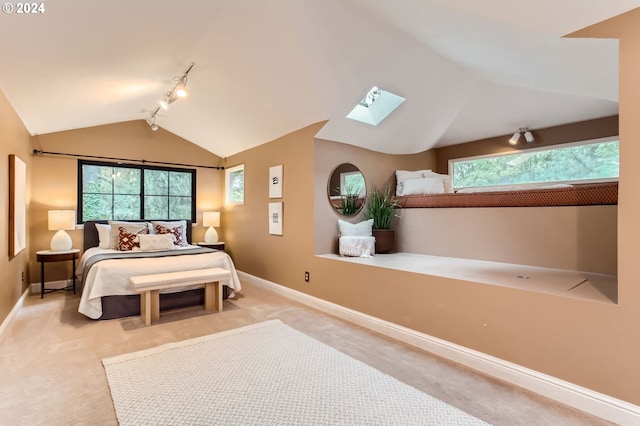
394,182 -> 618,208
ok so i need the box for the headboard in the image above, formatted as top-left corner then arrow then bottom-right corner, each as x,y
83,220 -> 194,252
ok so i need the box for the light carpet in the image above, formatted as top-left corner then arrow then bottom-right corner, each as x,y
103,319 -> 489,425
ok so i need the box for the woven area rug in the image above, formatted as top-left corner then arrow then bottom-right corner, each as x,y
103,320 -> 489,425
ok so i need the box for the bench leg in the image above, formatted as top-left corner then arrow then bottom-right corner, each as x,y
140,290 -> 160,325
204,281 -> 223,312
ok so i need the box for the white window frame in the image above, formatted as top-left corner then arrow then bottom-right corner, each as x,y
448,136 -> 619,191
225,164 -> 245,205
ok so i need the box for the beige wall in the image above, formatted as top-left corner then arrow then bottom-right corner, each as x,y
314,138 -> 435,254
223,125 -> 633,402
397,205 -> 617,273
227,15 -> 639,403
0,90 -> 32,324
29,121 -> 224,283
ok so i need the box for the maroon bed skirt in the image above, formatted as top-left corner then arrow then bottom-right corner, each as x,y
100,286 -> 230,320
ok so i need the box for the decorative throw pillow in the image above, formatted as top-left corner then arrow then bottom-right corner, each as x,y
108,221 -> 150,249
154,224 -> 187,247
151,220 -> 188,246
338,218 -> 374,237
138,234 -> 175,251
395,170 -> 430,196
117,226 -> 149,251
402,177 -> 445,195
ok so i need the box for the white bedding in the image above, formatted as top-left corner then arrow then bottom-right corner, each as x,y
77,246 -> 242,319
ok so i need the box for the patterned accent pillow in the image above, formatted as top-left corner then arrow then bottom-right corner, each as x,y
154,224 -> 186,246
117,226 -> 149,251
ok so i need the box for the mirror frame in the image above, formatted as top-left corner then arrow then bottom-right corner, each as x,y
327,162 -> 366,217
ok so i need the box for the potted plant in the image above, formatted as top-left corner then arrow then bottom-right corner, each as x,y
365,185 -> 399,253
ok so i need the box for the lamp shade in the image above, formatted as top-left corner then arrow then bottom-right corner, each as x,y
203,211 -> 220,228
48,210 -> 76,231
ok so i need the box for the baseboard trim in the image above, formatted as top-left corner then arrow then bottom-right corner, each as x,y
239,271 -> 640,425
29,280 -> 69,294
0,288 -> 29,343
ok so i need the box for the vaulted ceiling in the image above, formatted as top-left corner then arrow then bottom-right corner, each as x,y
0,0 -> 636,157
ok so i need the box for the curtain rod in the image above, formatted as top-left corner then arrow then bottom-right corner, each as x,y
32,149 -> 224,170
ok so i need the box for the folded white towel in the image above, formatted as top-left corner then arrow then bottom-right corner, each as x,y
339,236 -> 375,257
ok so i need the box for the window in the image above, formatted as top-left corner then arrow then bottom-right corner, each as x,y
340,171 -> 365,196
225,164 -> 245,204
449,137 -> 619,190
78,160 -> 196,222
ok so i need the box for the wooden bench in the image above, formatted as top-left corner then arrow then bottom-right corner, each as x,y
130,267 -> 231,325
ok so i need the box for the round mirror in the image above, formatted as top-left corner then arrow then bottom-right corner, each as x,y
327,163 -> 366,216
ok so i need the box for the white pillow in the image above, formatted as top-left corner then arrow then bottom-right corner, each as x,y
423,171 -> 453,193
395,170 -> 430,196
108,221 -> 151,249
95,223 -> 111,249
338,219 -> 373,237
402,177 -> 445,195
137,234 -> 176,251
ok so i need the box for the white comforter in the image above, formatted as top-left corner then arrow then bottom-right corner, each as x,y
77,247 -> 242,319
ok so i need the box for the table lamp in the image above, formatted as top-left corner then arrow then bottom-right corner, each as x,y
48,210 -> 75,251
203,211 -> 220,243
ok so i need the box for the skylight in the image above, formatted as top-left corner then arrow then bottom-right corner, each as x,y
346,86 -> 405,126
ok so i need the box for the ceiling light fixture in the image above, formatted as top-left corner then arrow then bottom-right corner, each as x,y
146,107 -> 160,131
508,131 -> 521,145
524,129 -> 535,143
509,127 -> 534,145
146,63 -> 194,131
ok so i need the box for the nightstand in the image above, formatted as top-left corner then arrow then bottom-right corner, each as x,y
197,242 -> 225,251
36,249 -> 80,299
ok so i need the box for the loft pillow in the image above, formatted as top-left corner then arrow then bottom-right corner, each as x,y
154,223 -> 187,246
338,219 -> 373,237
108,221 -> 150,249
138,234 -> 175,251
395,170 -> 430,196
403,177 -> 444,195
117,226 -> 149,251
422,170 -> 453,193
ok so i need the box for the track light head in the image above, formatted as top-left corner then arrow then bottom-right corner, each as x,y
175,76 -> 188,97
524,130 -> 535,143
509,131 -> 521,145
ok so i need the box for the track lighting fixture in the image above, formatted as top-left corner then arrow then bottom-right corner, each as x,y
509,131 -> 521,145
524,130 -> 535,143
508,127 -> 534,145
146,107 -> 160,131
145,63 -> 194,131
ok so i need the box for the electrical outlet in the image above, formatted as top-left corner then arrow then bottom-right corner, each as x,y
21,271 -> 24,282
304,271 -> 310,282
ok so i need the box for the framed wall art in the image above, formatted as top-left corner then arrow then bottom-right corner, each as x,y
9,154 -> 26,257
269,164 -> 283,199
268,202 -> 283,235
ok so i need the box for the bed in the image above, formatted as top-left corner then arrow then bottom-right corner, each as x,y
77,220 -> 241,320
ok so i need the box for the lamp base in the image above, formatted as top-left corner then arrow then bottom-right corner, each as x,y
204,227 -> 219,243
51,230 -> 72,251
